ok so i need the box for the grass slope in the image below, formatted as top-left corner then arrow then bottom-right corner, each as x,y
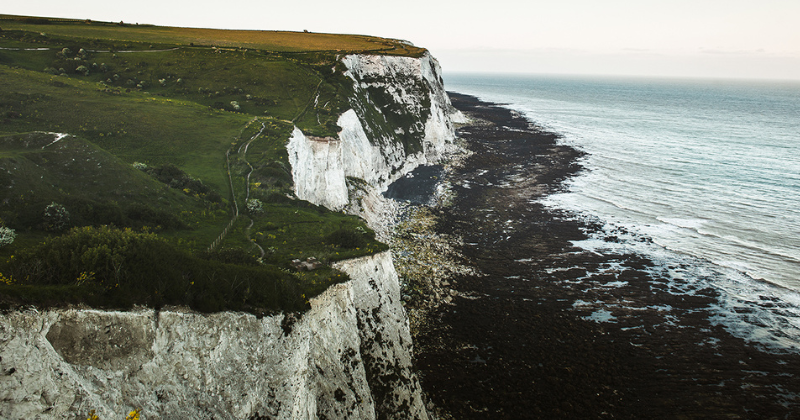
0,14 -> 401,314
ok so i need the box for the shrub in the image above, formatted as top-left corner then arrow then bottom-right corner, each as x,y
184,178 -> 210,194
43,202 -> 70,232
91,203 -> 124,226
2,226 -> 307,313
198,248 -> 259,266
20,17 -> 50,25
85,408 -> 141,420
246,198 -> 264,214
0,227 -> 15,248
147,163 -> 186,184
144,164 -> 213,199
8,226 -> 166,287
206,190 -> 223,203
124,203 -> 186,230
63,197 -> 125,227
325,228 -> 367,249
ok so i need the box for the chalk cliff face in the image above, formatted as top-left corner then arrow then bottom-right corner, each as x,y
0,252 -> 427,420
288,52 -> 464,218
0,51 -> 459,419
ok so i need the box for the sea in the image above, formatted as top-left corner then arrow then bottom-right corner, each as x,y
444,73 -> 800,352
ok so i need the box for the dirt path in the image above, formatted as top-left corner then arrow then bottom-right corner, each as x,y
209,121 -> 266,252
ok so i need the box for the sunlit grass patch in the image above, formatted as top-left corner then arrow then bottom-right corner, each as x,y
0,15 -> 427,56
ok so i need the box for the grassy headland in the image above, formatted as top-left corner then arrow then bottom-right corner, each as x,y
0,14 -> 427,55
0,14 -> 403,314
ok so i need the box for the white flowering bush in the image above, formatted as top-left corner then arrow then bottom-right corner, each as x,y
230,101 -> 241,111
246,198 -> 264,214
43,202 -> 70,232
132,162 -> 148,171
0,227 -> 15,248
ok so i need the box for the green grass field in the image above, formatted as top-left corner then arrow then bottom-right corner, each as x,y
0,14 -> 410,313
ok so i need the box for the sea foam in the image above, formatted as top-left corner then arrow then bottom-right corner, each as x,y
446,73 -> 800,353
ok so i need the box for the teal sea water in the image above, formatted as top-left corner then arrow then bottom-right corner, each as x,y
445,73 -> 800,351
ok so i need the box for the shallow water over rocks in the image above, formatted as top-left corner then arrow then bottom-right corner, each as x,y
412,93 -> 800,419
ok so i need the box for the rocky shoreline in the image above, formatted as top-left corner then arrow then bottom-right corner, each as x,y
385,142 -> 478,334
406,93 -> 800,419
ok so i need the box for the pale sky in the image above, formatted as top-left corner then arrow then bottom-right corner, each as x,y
4,0 -> 800,80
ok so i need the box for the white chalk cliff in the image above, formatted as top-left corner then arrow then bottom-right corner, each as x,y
288,52 -> 464,221
0,51 -> 461,419
0,252 -> 426,420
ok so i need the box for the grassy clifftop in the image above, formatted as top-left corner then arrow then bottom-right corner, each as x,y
0,14 -> 426,55
0,15 -> 403,314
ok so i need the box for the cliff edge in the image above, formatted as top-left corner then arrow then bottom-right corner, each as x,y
1,252 -> 423,420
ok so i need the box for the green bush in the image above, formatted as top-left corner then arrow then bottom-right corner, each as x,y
7,225 -> 169,287
64,197 -> 125,227
197,248 -> 259,266
1,226 -> 308,313
124,203 -> 186,230
325,228 -> 368,249
147,163 -> 185,184
142,163 -> 217,201
0,226 -> 15,248
43,202 -> 70,232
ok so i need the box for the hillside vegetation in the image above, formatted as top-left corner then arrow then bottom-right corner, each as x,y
0,14 -> 406,314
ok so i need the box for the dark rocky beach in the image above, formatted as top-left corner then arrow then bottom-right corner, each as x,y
410,93 -> 800,419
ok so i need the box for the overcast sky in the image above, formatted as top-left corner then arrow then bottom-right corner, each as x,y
5,0 -> 800,80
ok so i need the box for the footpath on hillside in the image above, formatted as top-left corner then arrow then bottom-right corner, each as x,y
412,93 -> 800,419
209,120 -> 266,257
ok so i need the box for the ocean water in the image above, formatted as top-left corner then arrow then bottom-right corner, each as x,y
445,73 -> 800,351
